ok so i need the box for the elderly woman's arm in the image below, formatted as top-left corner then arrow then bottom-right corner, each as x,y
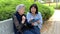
13,15 -> 20,29
13,15 -> 25,31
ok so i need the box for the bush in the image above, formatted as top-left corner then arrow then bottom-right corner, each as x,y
56,5 -> 60,9
35,2 -> 54,21
0,0 -> 54,21
43,3 -> 60,9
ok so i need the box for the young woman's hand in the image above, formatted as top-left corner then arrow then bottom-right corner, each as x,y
30,17 -> 34,21
21,16 -> 26,24
32,22 -> 38,26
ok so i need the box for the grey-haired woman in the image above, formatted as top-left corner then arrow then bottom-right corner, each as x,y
13,4 -> 26,34
13,4 -> 36,34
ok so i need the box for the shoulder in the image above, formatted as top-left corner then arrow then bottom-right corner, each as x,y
12,12 -> 17,17
12,12 -> 18,19
37,12 -> 42,16
12,14 -> 16,19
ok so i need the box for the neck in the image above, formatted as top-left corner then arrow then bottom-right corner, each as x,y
19,13 -> 23,16
32,13 -> 36,16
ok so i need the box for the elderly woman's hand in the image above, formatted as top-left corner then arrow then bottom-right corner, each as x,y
21,16 -> 26,24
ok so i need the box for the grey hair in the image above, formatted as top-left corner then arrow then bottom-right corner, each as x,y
16,4 -> 25,12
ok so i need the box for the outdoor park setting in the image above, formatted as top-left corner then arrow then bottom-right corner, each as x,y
0,0 -> 60,34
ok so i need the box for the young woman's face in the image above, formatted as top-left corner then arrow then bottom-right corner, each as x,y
18,7 -> 25,15
31,7 -> 36,14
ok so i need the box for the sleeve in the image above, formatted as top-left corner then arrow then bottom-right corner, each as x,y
38,12 -> 43,29
13,15 -> 20,29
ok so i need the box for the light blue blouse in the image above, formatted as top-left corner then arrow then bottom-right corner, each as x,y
26,12 -> 43,29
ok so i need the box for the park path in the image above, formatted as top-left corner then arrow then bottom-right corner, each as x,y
41,9 -> 60,34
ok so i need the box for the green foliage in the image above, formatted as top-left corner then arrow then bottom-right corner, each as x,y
56,5 -> 60,9
0,0 -> 54,21
43,3 -> 60,9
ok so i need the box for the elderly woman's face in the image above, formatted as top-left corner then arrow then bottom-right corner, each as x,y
31,7 -> 36,14
18,7 -> 25,15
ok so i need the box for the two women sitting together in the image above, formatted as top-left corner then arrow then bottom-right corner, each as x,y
13,4 -> 43,34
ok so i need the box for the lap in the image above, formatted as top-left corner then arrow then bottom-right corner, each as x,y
23,30 -> 34,34
30,26 -> 40,34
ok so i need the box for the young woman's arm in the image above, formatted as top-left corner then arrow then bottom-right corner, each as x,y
37,12 -> 43,29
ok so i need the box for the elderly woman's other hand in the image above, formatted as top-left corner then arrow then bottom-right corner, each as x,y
31,23 -> 35,26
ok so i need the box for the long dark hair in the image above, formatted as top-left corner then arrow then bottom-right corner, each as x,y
29,4 -> 38,14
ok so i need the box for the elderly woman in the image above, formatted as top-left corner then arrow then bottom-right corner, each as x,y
13,4 -> 26,34
26,4 -> 43,34
13,4 -> 27,34
13,4 -> 35,34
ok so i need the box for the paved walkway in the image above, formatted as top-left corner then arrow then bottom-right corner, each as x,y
41,10 -> 60,34
52,10 -> 60,34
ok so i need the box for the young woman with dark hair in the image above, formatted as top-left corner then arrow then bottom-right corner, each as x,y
26,4 -> 43,34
